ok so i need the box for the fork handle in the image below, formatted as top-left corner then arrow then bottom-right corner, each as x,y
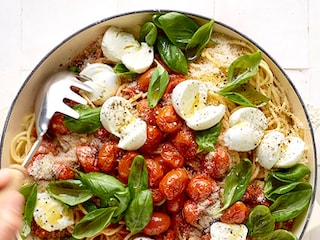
21,136 -> 43,167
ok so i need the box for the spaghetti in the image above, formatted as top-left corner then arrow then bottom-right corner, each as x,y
10,20 -> 308,240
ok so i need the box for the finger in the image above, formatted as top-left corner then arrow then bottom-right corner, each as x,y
0,168 -> 12,189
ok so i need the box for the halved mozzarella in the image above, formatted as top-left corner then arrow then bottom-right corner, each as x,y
274,136 -> 305,168
100,96 -> 147,150
79,63 -> 120,105
256,131 -> 285,169
101,26 -> 153,73
172,80 -> 225,131
102,26 -> 139,62
224,107 -> 267,152
33,192 -> 74,232
121,42 -> 154,74
210,222 -> 248,240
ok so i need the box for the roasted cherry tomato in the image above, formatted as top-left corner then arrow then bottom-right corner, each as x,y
156,105 -> 183,134
172,126 -> 197,160
97,141 -> 121,173
48,113 -> 70,135
118,151 -> 139,183
53,163 -> 75,180
160,142 -> 185,169
186,174 -> 216,202
164,73 -> 186,94
136,98 -> 159,125
159,168 -> 189,200
93,127 -> 110,140
138,67 -> 155,91
220,201 -> 249,224
242,184 -> 271,207
201,147 -> 230,179
139,125 -> 164,154
151,188 -> 165,203
183,199 -> 201,224
166,192 -> 188,213
145,158 -> 164,187
76,144 -> 99,173
37,139 -> 59,156
143,212 -> 171,236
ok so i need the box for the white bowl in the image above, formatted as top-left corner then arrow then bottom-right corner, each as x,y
0,10 -> 317,239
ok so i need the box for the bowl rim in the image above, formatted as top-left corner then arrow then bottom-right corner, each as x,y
0,9 -> 317,239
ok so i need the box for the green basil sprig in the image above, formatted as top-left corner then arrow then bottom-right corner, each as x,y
128,155 -> 149,199
154,12 -> 199,49
147,63 -> 170,108
47,179 -> 93,206
268,229 -> 298,240
218,158 -> 252,213
125,189 -> 153,234
271,163 -> 311,183
113,62 -> 137,77
125,155 -> 153,234
139,22 -> 158,46
156,35 -> 188,75
269,182 -> 312,222
246,205 -> 275,239
195,121 -> 222,153
64,104 -> 101,134
20,183 -> 37,238
217,51 -> 269,107
73,207 -> 117,239
185,19 -> 214,61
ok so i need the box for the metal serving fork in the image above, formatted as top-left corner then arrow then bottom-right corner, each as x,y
21,71 -> 92,167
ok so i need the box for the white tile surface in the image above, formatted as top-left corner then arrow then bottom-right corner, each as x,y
0,0 -> 320,237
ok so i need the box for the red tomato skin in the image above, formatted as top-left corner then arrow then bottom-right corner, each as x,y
76,144 -> 99,172
93,127 -> 110,140
37,139 -> 59,156
143,212 -> 171,236
139,125 -> 164,154
159,168 -> 189,200
117,151 -> 139,183
136,98 -> 160,125
166,192 -> 188,213
156,105 -> 183,134
145,158 -> 164,187
151,188 -> 165,203
138,67 -> 155,91
48,113 -> 70,135
186,174 -> 216,202
172,126 -> 198,160
160,142 -> 185,169
97,141 -> 121,173
54,163 -> 75,180
183,199 -> 201,224
220,201 -> 249,224
201,147 -> 230,179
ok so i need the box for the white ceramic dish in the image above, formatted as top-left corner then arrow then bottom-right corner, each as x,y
0,10 -> 317,239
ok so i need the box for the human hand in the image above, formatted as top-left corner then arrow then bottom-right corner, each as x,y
0,166 -> 26,240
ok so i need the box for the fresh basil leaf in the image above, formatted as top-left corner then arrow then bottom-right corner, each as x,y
269,182 -> 312,222
113,187 -> 131,217
128,155 -> 148,199
156,12 -> 199,49
140,22 -> 158,46
185,19 -> 214,61
77,171 -> 126,200
246,205 -> 275,238
271,164 -> 311,183
196,121 -> 222,153
147,64 -> 169,108
269,229 -> 298,240
266,181 -> 302,202
218,158 -> 252,213
219,84 -> 269,107
113,62 -> 137,77
64,104 -> 102,134
47,179 -> 93,206
218,51 -> 261,93
20,183 -> 37,238
156,35 -> 188,75
125,189 -> 153,234
72,207 -> 116,239
82,201 -> 98,212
